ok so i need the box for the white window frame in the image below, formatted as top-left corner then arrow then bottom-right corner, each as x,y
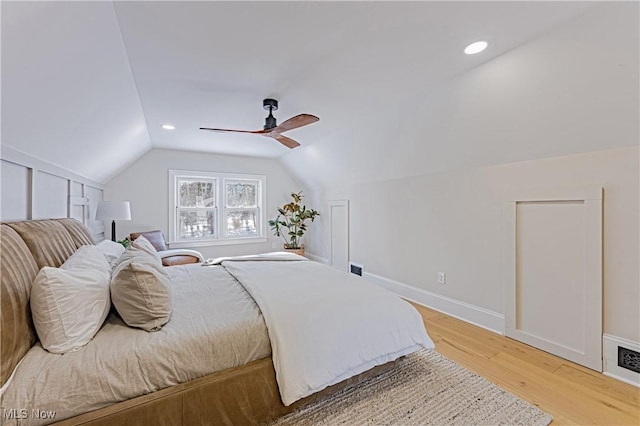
168,170 -> 267,248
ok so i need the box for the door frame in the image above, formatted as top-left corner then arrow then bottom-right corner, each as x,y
503,186 -> 603,371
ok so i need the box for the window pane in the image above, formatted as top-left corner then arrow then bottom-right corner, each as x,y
226,209 -> 258,237
178,179 -> 215,208
178,209 -> 215,239
226,181 -> 257,208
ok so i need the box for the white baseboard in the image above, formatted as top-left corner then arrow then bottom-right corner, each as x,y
359,270 -> 639,388
603,334 -> 640,387
363,272 -> 505,335
305,252 -> 329,264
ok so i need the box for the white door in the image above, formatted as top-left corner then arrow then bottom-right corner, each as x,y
328,200 -> 349,272
504,187 -> 603,371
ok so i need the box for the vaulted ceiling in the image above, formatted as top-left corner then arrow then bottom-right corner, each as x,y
2,1 -> 636,187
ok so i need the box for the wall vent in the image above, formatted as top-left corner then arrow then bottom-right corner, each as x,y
618,347 -> 640,374
349,263 -> 363,276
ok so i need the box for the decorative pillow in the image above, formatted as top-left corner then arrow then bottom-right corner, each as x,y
113,242 -> 168,278
30,245 -> 111,354
95,240 -> 126,268
111,247 -> 172,331
131,235 -> 162,262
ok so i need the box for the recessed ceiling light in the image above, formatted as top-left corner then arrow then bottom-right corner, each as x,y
161,124 -> 176,130
464,41 -> 488,55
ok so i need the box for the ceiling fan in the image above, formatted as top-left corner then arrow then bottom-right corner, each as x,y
200,99 -> 319,149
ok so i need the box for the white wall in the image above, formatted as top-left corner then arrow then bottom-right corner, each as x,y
313,146 -> 638,343
104,149 -> 306,259
291,3 -> 639,345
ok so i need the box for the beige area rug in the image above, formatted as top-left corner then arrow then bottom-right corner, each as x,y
271,350 -> 552,425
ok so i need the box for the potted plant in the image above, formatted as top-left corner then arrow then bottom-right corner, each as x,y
268,191 -> 319,256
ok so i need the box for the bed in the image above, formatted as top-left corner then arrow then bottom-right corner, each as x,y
0,219 -> 434,425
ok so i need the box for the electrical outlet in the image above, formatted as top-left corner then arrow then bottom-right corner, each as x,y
271,242 -> 277,249
438,272 -> 446,285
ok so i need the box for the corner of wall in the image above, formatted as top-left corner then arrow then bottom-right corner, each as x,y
305,252 -> 329,265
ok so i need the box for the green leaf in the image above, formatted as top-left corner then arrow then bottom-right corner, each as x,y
269,191 -> 318,243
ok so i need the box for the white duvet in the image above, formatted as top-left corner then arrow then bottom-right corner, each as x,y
221,254 -> 435,405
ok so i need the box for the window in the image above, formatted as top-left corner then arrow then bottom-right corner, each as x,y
176,177 -> 216,240
169,170 -> 266,247
224,180 -> 259,238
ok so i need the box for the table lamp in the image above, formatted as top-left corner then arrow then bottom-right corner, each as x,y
96,201 -> 131,241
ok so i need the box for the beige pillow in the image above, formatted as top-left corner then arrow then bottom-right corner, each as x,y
111,248 -> 172,331
31,245 -> 111,354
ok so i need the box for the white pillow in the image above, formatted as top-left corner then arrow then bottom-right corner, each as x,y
131,235 -> 162,262
95,239 -> 126,267
31,245 -> 111,354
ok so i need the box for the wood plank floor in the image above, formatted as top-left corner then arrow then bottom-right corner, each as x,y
411,303 -> 640,425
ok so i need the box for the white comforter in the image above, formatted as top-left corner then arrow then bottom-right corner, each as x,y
221,254 -> 435,405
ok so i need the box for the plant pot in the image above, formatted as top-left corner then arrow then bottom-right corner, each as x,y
284,245 -> 305,257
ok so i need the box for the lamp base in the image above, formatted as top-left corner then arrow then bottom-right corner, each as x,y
111,220 -> 116,242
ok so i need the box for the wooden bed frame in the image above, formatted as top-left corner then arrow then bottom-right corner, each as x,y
0,219 -> 395,425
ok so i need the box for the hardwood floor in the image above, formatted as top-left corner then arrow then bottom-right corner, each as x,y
411,303 -> 640,425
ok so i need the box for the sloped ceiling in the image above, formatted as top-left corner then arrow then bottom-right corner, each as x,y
3,1 -> 632,186
1,1 -> 151,182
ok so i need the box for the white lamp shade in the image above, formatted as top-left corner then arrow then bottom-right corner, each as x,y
95,201 -> 131,221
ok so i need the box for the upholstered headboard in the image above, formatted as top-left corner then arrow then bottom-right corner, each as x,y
0,218 -> 95,386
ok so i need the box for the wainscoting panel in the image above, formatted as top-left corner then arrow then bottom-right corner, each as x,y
34,170 -> 68,219
85,184 -> 105,239
1,159 -> 30,221
70,182 -> 85,222
0,146 -> 105,240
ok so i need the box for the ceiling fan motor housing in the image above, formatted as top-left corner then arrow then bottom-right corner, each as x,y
264,115 -> 277,130
263,98 -> 279,130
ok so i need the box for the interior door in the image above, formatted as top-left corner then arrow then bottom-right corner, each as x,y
504,187 -> 603,371
328,200 -> 349,271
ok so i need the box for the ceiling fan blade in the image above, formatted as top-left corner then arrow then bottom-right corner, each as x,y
200,127 -> 268,134
272,114 -> 319,134
272,135 -> 301,149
